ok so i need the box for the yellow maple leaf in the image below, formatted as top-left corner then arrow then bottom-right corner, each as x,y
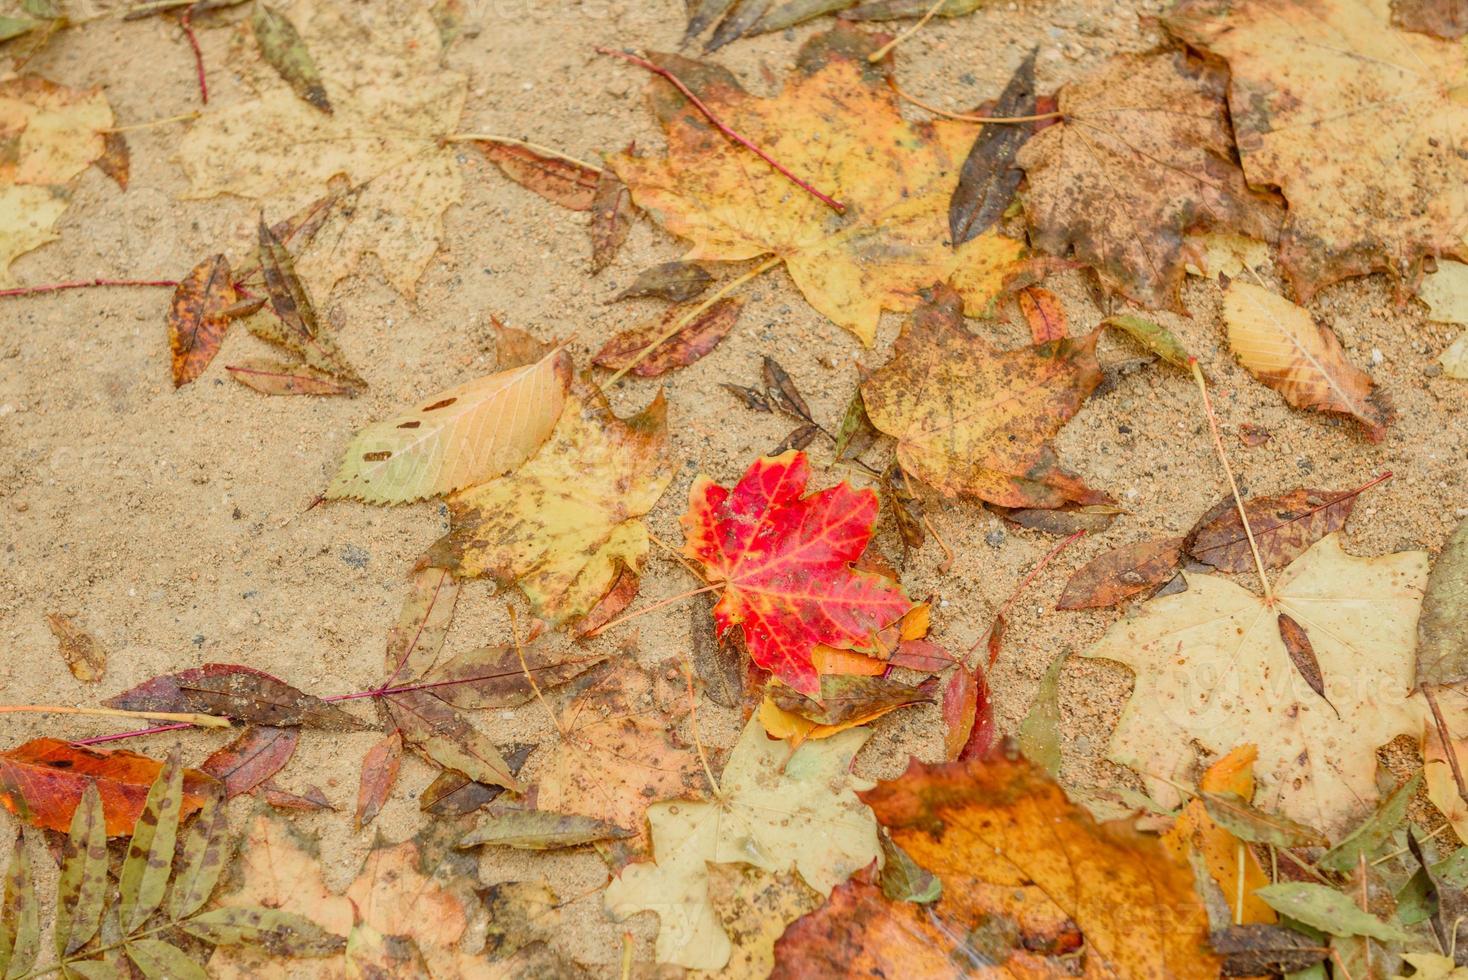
609,25 -> 1024,346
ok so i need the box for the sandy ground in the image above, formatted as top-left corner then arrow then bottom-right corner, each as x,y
2,0 -> 1467,972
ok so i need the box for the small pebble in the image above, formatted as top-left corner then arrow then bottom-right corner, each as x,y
985,528 -> 1006,548
340,544 -> 370,569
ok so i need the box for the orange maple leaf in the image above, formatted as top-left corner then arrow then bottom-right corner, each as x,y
682,451 -> 911,695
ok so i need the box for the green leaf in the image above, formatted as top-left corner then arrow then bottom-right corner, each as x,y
753,1 -> 856,35
0,834 -> 39,980
0,16 -> 40,41
251,3 -> 331,113
123,938 -> 207,980
118,748 -> 185,935
167,787 -> 229,920
1254,883 -> 1409,942
178,906 -> 345,956
1318,773 -> 1420,872
64,960 -> 124,980
20,0 -> 61,18
1200,791 -> 1327,848
833,389 -> 877,462
457,809 -> 634,850
1017,650 -> 1065,777
55,782 -> 109,958
1102,314 -> 1193,369
878,832 -> 941,904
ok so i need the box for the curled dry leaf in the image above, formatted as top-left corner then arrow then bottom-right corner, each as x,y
476,140 -> 599,210
327,347 -> 571,504
604,716 -> 880,971
1016,51 -> 1281,311
1082,534 -> 1428,832
593,296 -> 742,378
1167,0 -> 1468,300
169,255 -> 238,387
0,77 -> 113,285
949,49 -> 1037,246
861,285 -> 1107,509
180,0 -> 465,298
422,384 -> 672,623
105,663 -> 366,730
0,739 -> 215,835
200,726 -> 299,798
682,450 -> 911,694
1223,281 -> 1391,440
44,612 -> 106,683
1188,485 -> 1366,573
1418,515 -> 1468,688
225,359 -> 358,396
1057,536 -> 1185,611
610,26 -> 1024,345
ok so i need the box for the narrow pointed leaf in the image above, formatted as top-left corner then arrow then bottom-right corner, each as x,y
593,297 -> 742,378
118,748 -> 184,934
167,787 -> 229,920
261,783 -> 333,811
614,261 -> 712,302
691,591 -> 744,710
64,961 -> 123,980
707,0 -> 773,51
1276,614 -> 1337,716
477,141 -> 598,210
168,255 -> 237,387
1253,883 -> 1408,941
1102,313 -> 1193,368
225,360 -> 359,396
419,744 -> 533,817
251,3 -> 330,112
457,809 -> 633,850
1418,515 -> 1468,687
105,664 -> 366,731
1017,651 -> 1066,777
833,389 -> 877,462
0,835 -> 38,979
123,938 -> 207,980
685,0 -> 738,41
419,644 -> 604,711
1318,773 -> 1420,872
762,356 -> 815,425
589,166 -> 632,274
843,0 -> 983,18
1200,791 -> 1327,847
385,689 -> 522,792
55,782 -> 108,957
178,906 -> 344,955
200,726 -> 299,798
255,220 -> 360,384
753,0 -> 856,34
355,731 -> 401,831
384,566 -> 460,684
950,50 -> 1037,246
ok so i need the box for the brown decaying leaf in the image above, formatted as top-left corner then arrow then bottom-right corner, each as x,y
1417,515 -> 1468,688
589,164 -> 632,273
255,219 -> 362,387
1017,285 -> 1066,343
225,360 -> 358,397
200,726 -> 299,799
575,565 -> 640,638
1016,51 -> 1281,311
692,590 -> 745,710
1057,536 -> 1185,611
476,141 -> 599,210
1276,614 -> 1339,718
1211,924 -> 1330,977
0,739 -> 215,836
706,863 -> 825,980
593,296 -> 742,377
1224,282 -> 1390,440
1238,423 -> 1271,447
1394,0 -> 1468,37
94,129 -> 129,189
168,254 -> 237,387
418,642 -> 605,711
949,48 -> 1037,246
771,423 -> 820,456
384,565 -> 460,685
419,744 -> 534,818
999,504 -> 1121,536
105,663 -> 367,731
1188,486 -> 1362,573
44,612 -> 106,683
882,463 -> 925,554
722,381 -> 771,413
614,260 -> 713,302
385,688 -> 522,792
251,2 -> 331,113
260,782 -> 333,812
770,674 -> 938,727
354,731 -> 401,831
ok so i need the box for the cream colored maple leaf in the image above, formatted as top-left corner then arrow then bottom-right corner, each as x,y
603,716 -> 880,971
1082,534 -> 1428,833
1166,0 -> 1468,301
179,0 -> 466,298
609,25 -> 1023,346
420,382 -> 673,623
0,77 -> 112,285
1419,260 -> 1468,379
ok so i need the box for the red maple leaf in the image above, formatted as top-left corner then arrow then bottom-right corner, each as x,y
681,450 -> 911,694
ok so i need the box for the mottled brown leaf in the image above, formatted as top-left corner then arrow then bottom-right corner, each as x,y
1211,924 -> 1329,977
1057,536 -> 1186,610
477,140 -> 599,210
1394,0 -> 1468,36
950,49 -> 1036,246
384,565 -> 459,685
255,219 -> 361,385
421,642 -> 604,711
593,296 -> 742,377
770,674 -> 937,727
762,355 -> 815,425
180,905 -> 344,957
94,130 -> 129,189
1000,504 -> 1121,536
1277,614 -> 1338,717
692,591 -> 744,710
125,937 -> 206,979
614,260 -> 713,302
1189,487 -> 1361,573
0,834 -> 39,979
1201,789 -> 1328,848
225,360 -> 359,396
458,809 -> 634,850
418,744 -> 533,817
200,726 -> 299,798
354,730 -> 401,831
168,787 -> 228,920
589,165 -> 632,274
45,612 -> 106,683
260,782 -> 333,811
771,423 -> 820,456
882,463 -> 925,554
168,254 -> 237,387
105,664 -> 367,731
385,688 -> 521,792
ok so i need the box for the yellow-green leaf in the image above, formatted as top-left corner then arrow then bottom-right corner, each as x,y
167,787 -> 228,921
0,834 -> 39,980
178,906 -> 343,956
118,748 -> 184,934
123,938 -> 206,980
55,782 -> 108,958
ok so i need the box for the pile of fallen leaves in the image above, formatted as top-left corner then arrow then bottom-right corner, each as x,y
4,0 -> 1468,975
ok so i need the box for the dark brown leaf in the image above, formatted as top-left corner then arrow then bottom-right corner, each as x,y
418,744 -> 533,817
1394,0 -> 1468,38
882,463 -> 925,554
225,360 -> 359,396
1277,613 -> 1339,717
707,0 -> 773,51
685,0 -> 739,42
722,382 -> 771,412
593,296 -> 742,378
949,49 -> 1037,246
771,423 -> 820,456
477,141 -> 599,210
355,731 -> 401,831
589,165 -> 632,274
692,591 -> 744,709
255,219 -> 362,385
168,254 -> 237,387
999,504 -> 1121,536
260,782 -> 333,811
614,261 -> 713,302
105,664 -> 367,731
1211,924 -> 1329,976
1189,487 -> 1361,572
45,613 -> 106,683
94,130 -> 129,189
200,726 -> 299,798
771,674 -> 938,727
1057,536 -> 1186,610
762,356 -> 815,424
419,643 -> 605,711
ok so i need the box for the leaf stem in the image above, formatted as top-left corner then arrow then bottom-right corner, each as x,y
445,133 -> 601,173
595,47 -> 846,213
969,528 -> 1086,660
606,255 -> 781,385
868,0 -> 949,63
581,583 -> 724,638
892,82 -> 1063,124
0,704 -> 228,727
179,1 -> 208,104
0,278 -> 177,299
103,112 -> 200,134
72,723 -> 194,746
1189,359 -> 1273,602
681,654 -> 721,797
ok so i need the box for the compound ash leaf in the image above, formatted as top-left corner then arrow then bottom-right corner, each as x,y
0,77 -> 113,285
54,782 -> 108,958
200,726 -> 299,798
105,663 -> 366,731
118,746 -> 186,934
0,833 -> 39,979
604,716 -> 880,971
852,752 -> 1220,978
168,255 -> 238,388
179,0 -> 466,298
681,450 -> 912,694
326,347 -> 572,505
422,383 -> 673,624
861,285 -> 1108,509
609,25 -> 1025,345
1057,536 -> 1185,611
1016,51 -> 1281,311
1081,534 -> 1428,832
1189,486 -> 1363,573
0,739 -> 215,835
1224,282 -> 1391,441
1166,0 -> 1468,301
593,296 -> 742,378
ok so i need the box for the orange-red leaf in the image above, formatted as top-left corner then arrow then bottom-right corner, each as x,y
0,739 -> 216,836
682,451 -> 911,694
168,255 -> 237,387
477,141 -> 599,211
1017,286 -> 1066,343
